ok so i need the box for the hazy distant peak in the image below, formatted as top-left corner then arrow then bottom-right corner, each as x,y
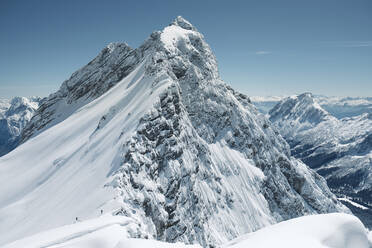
269,92 -> 333,125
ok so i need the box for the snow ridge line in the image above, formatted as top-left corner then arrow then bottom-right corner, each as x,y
4,217 -> 133,248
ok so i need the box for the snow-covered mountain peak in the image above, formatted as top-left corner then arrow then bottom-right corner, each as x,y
5,18 -> 349,247
170,16 -> 197,31
269,94 -> 372,229
0,96 -> 40,157
22,17 -> 220,142
5,96 -> 40,119
7,97 -> 39,114
269,92 -> 334,125
157,16 -> 218,81
296,92 -> 313,102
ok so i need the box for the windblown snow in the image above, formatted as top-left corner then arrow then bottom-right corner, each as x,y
0,17 -> 351,247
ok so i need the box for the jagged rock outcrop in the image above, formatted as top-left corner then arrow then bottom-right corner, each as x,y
21,43 -> 142,142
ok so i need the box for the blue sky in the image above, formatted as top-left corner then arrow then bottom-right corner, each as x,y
0,0 -> 371,98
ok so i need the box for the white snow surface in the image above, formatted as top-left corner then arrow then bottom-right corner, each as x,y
3,215 -> 200,248
4,213 -> 369,248
0,61 -> 166,244
223,213 -> 370,248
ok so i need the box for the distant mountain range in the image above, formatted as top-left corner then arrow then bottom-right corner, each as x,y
0,97 -> 41,157
268,93 -> 372,228
251,95 -> 372,119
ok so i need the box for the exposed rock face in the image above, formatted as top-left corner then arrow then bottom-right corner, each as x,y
1,17 -> 348,247
269,93 -> 372,228
0,97 -> 40,156
21,43 -> 141,142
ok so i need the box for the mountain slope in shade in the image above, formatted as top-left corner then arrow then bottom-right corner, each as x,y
269,93 -> 372,227
0,97 -> 41,156
0,17 -> 348,247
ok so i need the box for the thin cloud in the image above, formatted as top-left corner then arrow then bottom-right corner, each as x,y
255,51 -> 272,55
340,41 -> 372,47
320,41 -> 372,48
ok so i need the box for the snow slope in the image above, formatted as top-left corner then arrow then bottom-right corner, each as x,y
3,215 -> 200,248
223,213 -> 370,248
0,61 -> 163,245
0,97 -> 41,156
0,17 -> 348,246
269,93 -> 372,227
5,213 -> 368,248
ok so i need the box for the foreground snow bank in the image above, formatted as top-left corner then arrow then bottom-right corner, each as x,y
4,213 -> 369,248
223,213 -> 370,248
3,215 -> 200,248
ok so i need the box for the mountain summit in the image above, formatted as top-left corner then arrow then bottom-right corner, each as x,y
0,17 -> 348,246
21,16 -> 218,142
171,16 -> 197,31
269,93 -> 334,126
